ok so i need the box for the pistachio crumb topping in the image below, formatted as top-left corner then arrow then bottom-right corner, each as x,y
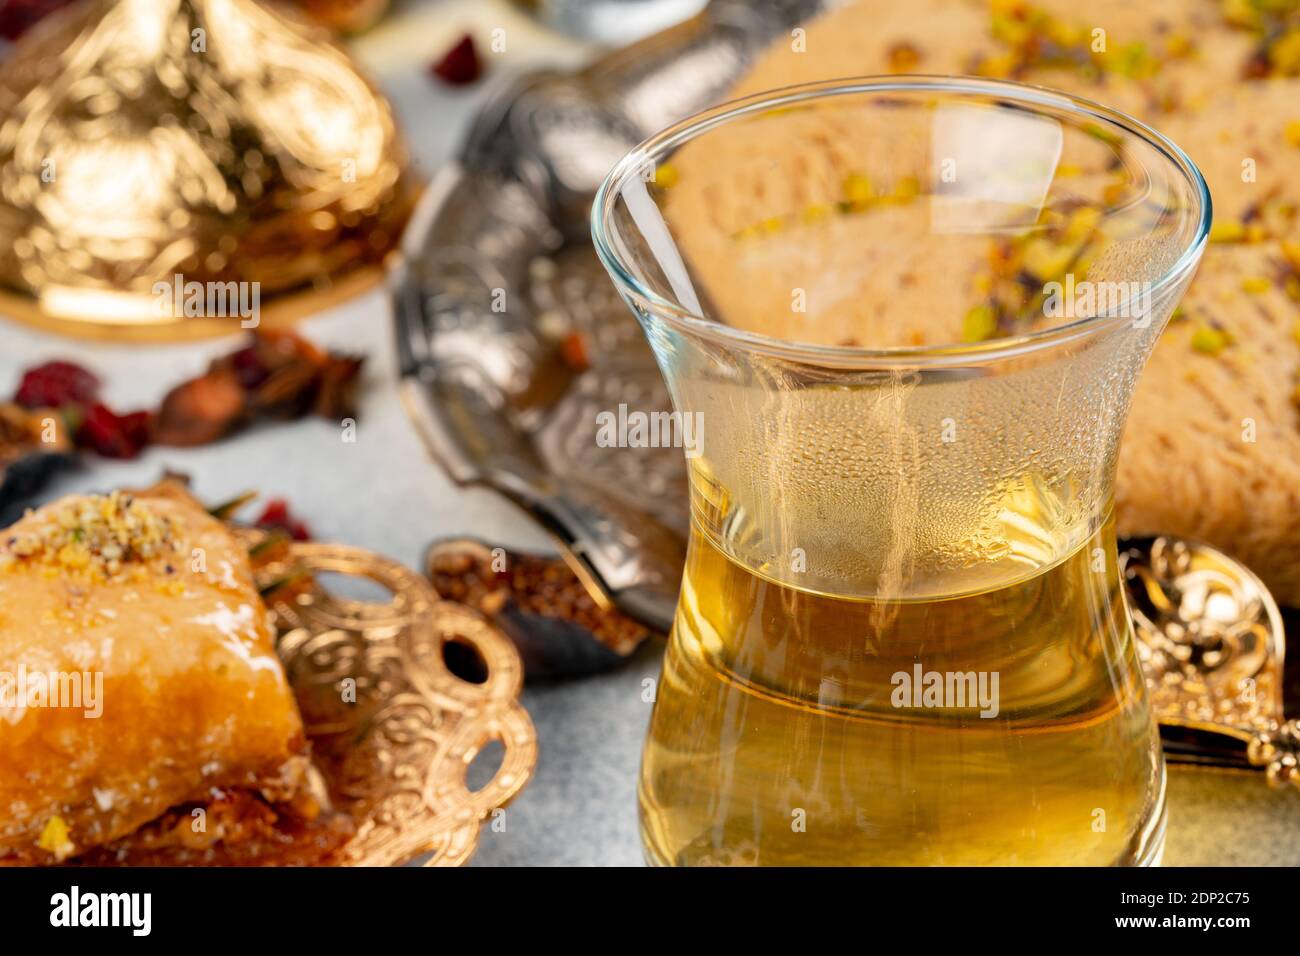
1210,220 -> 1247,244
978,1 -> 1165,81
962,304 -> 1000,342
1191,323 -> 1232,356
653,162 -> 679,189
0,492 -> 178,580
1282,240 -> 1300,272
37,815 -> 76,861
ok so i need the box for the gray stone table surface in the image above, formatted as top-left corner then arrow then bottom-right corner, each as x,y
0,0 -> 1294,866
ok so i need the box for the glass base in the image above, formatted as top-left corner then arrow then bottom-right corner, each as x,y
1133,761 -> 1169,868
640,760 -> 1169,867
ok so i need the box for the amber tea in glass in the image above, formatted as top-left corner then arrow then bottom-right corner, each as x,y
593,78 -> 1210,865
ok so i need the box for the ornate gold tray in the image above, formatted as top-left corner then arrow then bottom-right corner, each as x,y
254,538 -> 537,866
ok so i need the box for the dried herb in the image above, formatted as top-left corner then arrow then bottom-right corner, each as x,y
70,329 -> 365,450
209,330 -> 364,424
153,366 -> 246,447
6,359 -> 150,460
1,331 -> 364,518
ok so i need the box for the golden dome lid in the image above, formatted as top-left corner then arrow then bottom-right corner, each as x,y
0,0 -> 415,339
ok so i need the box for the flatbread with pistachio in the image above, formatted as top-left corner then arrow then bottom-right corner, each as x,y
667,0 -> 1300,603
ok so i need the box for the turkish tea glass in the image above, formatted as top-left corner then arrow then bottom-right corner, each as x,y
592,77 -> 1210,866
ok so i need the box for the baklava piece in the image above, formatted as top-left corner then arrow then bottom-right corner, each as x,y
0,488 -> 319,863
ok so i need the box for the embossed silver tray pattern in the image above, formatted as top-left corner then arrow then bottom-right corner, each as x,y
392,0 -> 828,632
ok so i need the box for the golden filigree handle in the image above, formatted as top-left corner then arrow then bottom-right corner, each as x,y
254,540 -> 537,867
406,600 -> 539,849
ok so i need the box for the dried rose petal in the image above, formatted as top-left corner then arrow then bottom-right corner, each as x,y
431,34 -> 482,86
14,361 -> 100,409
77,404 -> 151,459
255,499 -> 312,541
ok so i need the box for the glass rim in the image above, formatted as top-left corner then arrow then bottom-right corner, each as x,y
591,75 -> 1213,368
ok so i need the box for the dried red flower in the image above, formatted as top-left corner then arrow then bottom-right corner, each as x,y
8,331 -> 363,469
255,498 -> 312,541
431,34 -> 482,86
14,361 -> 100,409
77,404 -> 152,460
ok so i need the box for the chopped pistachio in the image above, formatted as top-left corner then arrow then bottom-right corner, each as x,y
1046,19 -> 1084,48
1222,0 -> 1257,29
962,304 -> 999,342
1165,33 -> 1195,58
1082,123 -> 1122,147
1108,41 -> 1155,79
1281,239 -> 1300,271
38,816 -> 76,861
893,176 -> 920,201
1191,324 -> 1230,355
976,52 -> 1018,78
991,13 -> 1032,46
1246,223 -> 1269,244
1102,182 -> 1128,206
1064,206 -> 1102,242
843,172 -> 875,206
653,163 -> 679,188
801,204 -> 831,225
1209,220 -> 1247,243
1,492 -> 177,581
1022,238 -> 1076,279
1272,30 -> 1300,74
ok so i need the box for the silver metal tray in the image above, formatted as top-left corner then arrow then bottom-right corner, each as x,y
392,0 -> 830,632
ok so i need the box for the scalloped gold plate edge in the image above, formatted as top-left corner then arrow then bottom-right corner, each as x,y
262,540 -> 537,867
